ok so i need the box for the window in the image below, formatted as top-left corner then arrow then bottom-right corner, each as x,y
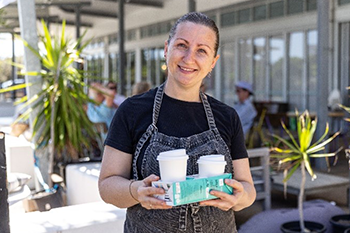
288,32 -> 305,110
253,37 -> 267,101
253,5 -> 267,21
307,30 -> 317,112
306,0 -> 317,11
238,8 -> 251,24
339,0 -> 350,5
221,42 -> 236,104
269,35 -> 284,101
287,0 -> 304,15
239,38 -> 252,83
269,1 -> 284,19
221,12 -> 235,27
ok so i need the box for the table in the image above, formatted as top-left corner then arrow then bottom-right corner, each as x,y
272,170 -> 349,200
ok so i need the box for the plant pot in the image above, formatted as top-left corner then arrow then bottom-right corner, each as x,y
280,221 -> 326,233
23,188 -> 63,212
330,214 -> 350,233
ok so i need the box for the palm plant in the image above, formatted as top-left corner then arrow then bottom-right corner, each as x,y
272,110 -> 339,232
0,20 -> 98,187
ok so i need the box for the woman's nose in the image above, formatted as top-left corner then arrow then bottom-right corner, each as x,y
183,49 -> 195,63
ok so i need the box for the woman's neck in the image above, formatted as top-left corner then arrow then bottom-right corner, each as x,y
164,81 -> 201,102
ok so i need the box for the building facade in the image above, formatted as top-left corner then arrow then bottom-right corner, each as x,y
82,0 -> 350,116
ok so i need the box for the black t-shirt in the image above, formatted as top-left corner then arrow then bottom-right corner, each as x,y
105,87 -> 248,173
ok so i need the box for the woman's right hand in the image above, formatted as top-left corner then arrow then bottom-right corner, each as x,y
135,174 -> 173,210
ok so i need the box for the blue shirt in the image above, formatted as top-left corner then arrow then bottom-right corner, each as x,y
86,102 -> 116,128
233,99 -> 257,135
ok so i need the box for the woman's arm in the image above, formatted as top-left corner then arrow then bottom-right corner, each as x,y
199,158 -> 256,211
98,145 -> 172,209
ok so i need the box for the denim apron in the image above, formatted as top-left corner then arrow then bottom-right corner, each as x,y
124,83 -> 237,233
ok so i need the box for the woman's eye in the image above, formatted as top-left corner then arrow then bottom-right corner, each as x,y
198,49 -> 207,54
177,43 -> 187,49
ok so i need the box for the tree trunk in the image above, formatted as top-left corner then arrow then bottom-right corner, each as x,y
0,132 -> 10,233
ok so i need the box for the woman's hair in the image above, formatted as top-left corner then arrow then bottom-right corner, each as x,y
167,12 -> 219,56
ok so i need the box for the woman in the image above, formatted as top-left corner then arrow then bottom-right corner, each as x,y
98,12 -> 256,233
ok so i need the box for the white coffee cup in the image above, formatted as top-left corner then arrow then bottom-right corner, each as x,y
197,160 -> 226,178
158,149 -> 187,158
198,154 -> 225,162
157,154 -> 188,182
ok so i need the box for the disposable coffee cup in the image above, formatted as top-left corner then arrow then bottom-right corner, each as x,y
198,154 -> 225,162
157,155 -> 188,182
197,160 -> 226,178
158,149 -> 186,158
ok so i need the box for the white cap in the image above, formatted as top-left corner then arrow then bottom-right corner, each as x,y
236,81 -> 254,95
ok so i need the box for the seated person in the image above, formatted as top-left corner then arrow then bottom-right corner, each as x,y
132,81 -> 151,96
106,81 -> 126,109
86,82 -> 116,128
233,81 -> 257,136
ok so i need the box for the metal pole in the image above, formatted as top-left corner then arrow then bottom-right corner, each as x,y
188,0 -> 196,12
0,132 -> 10,233
11,32 -> 16,100
315,0 -> 329,170
75,5 -> 81,44
118,0 -> 125,95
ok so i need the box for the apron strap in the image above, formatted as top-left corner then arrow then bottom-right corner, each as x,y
200,91 -> 217,131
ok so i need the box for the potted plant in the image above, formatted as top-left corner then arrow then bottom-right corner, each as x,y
0,19 -> 99,191
272,110 -> 340,232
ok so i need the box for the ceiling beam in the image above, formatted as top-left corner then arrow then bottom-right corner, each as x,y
98,0 -> 163,8
59,6 -> 118,18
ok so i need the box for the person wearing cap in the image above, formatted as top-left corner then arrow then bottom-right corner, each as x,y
233,81 -> 257,136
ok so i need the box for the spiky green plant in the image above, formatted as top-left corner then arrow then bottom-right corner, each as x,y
272,110 -> 339,232
0,19 -> 98,186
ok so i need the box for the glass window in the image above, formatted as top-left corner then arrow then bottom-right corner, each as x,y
339,0 -> 350,5
221,12 -> 235,27
287,0 -> 304,15
269,35 -> 284,101
253,5 -> 267,21
140,27 -> 149,39
269,1 -> 284,19
127,29 -> 136,41
126,51 -> 136,96
238,9 -> 251,24
109,53 -> 118,82
306,0 -> 317,11
221,41 -> 236,105
288,32 -> 305,110
307,30 -> 317,112
239,38 -> 252,83
253,37 -> 267,101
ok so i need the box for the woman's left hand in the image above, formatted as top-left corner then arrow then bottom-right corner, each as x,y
199,179 -> 245,211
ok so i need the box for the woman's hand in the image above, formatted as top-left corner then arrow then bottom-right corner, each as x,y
199,179 -> 245,211
135,174 -> 173,210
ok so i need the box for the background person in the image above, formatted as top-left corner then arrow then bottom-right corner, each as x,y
132,81 -> 151,96
98,12 -> 256,233
233,81 -> 257,136
86,82 -> 116,128
106,81 -> 126,109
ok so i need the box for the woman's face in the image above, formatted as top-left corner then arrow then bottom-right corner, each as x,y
164,22 -> 219,89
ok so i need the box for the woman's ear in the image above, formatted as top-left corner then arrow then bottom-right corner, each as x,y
164,40 -> 168,59
211,55 -> 220,69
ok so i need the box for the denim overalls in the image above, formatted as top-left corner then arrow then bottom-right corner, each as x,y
124,83 -> 237,233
